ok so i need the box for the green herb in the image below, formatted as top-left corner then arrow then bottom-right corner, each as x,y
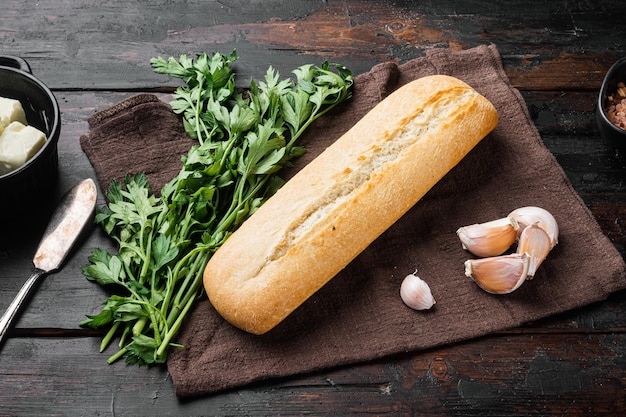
81,51 -> 353,365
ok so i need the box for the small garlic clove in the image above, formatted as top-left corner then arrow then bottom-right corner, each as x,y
516,223 -> 552,278
400,273 -> 436,310
508,206 -> 559,248
464,253 -> 530,294
456,216 -> 519,257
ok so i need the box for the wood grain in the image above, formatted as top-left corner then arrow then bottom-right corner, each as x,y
0,334 -> 624,416
0,0 -> 625,415
0,0 -> 621,90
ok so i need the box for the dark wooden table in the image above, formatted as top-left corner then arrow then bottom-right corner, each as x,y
1,1 -> 625,415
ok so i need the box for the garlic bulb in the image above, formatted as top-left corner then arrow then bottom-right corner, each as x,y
456,216 -> 519,257
508,206 -> 559,248
464,253 -> 530,294
400,273 -> 436,310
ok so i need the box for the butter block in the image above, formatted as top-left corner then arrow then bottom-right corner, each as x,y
0,97 -> 28,128
0,121 -> 47,175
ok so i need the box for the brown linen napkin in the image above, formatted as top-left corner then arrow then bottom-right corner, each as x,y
80,44 -> 626,398
80,93 -> 195,195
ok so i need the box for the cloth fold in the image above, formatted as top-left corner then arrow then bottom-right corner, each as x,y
80,44 -> 626,398
80,93 -> 195,195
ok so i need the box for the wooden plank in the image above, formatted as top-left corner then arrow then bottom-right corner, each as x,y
0,0 -> 623,90
0,333 -> 623,416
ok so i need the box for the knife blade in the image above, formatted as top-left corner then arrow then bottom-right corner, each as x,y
0,178 -> 97,347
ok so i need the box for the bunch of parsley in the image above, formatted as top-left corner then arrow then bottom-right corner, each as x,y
80,51 -> 353,365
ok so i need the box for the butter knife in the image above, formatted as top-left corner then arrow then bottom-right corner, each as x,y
0,178 -> 97,347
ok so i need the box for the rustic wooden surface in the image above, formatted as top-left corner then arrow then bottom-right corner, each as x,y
1,1 -> 625,415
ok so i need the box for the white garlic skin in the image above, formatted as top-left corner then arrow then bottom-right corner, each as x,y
400,273 -> 436,310
508,206 -> 559,248
456,216 -> 519,257
465,252 -> 530,294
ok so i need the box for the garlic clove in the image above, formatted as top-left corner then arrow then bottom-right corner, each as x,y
464,253 -> 530,294
400,273 -> 436,310
516,223 -> 552,278
456,216 -> 519,257
508,206 -> 559,248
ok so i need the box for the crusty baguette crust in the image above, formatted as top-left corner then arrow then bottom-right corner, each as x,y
203,75 -> 498,334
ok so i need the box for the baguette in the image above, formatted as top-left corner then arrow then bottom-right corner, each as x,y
203,74 -> 499,335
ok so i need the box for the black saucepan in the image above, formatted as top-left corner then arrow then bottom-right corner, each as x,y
0,56 -> 61,239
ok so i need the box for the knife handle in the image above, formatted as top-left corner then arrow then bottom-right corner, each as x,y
0,269 -> 46,348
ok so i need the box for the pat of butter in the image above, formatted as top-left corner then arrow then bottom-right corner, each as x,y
0,121 -> 47,175
0,97 -> 28,128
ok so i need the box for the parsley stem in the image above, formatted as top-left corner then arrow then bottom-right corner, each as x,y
215,174 -> 270,236
132,316 -> 147,336
166,249 -> 210,327
119,326 -> 129,348
138,225 -> 154,285
100,321 -> 120,352
156,277 -> 198,359
193,77 -> 205,144
107,347 -> 128,364
219,131 -> 242,169
150,310 -> 162,346
161,246 -> 206,322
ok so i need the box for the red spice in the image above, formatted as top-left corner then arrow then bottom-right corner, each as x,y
606,81 -> 626,130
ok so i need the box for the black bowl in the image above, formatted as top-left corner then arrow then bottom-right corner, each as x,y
0,56 -> 61,232
596,57 -> 626,152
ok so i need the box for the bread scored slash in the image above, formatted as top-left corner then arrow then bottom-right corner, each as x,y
203,74 -> 499,335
